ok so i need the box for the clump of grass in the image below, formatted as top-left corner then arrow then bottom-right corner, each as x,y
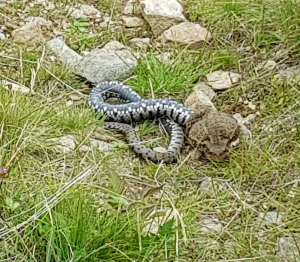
187,0 -> 300,55
128,48 -> 240,99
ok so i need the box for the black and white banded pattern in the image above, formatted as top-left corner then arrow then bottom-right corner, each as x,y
89,81 -> 194,162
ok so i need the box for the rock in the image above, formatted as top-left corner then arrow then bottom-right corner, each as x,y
277,236 -> 300,261
247,101 -> 256,111
0,0 -> 6,7
79,139 -> 111,153
140,0 -> 186,36
24,17 -> 53,27
80,4 -> 101,17
153,147 -> 167,153
71,4 -> 101,18
159,22 -> 211,48
79,145 -> 90,152
102,40 -> 138,61
47,38 -> 138,83
49,135 -> 76,154
206,70 -> 241,90
89,138 -> 111,152
184,86 -> 217,113
0,33 -> 5,39
287,182 -> 299,198
128,37 -> 151,50
199,177 -> 214,194
255,60 -> 277,72
199,216 -> 223,234
103,40 -> 131,51
192,83 -> 216,100
47,37 -> 82,67
69,93 -> 83,101
123,0 -> 135,15
0,80 -> 32,94
256,211 -> 283,227
12,17 -> 52,44
75,50 -> 137,83
100,19 -> 109,28
275,67 -> 300,81
121,16 -> 145,27
66,100 -> 73,107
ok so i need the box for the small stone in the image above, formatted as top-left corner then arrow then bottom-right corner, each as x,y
193,83 -> 216,100
206,70 -> 241,90
100,21 -> 108,28
12,17 -> 52,44
89,138 -> 111,152
128,37 -> 150,50
121,16 -> 145,27
248,101 -> 256,110
79,145 -> 91,152
70,8 -> 85,18
140,0 -> 186,36
256,211 -> 283,227
199,177 -> 214,194
71,5 -> 101,18
255,60 -> 277,72
123,0 -> 134,15
287,182 -> 299,198
80,4 -> 101,17
24,16 -> 52,27
69,94 -> 83,101
275,67 -> 300,81
153,147 -> 167,153
159,22 -> 211,49
277,236 -> 300,260
0,80 -> 31,94
199,216 -> 223,234
0,33 -> 5,39
0,0 -> 7,7
49,135 -> 76,154
66,100 -> 73,107
184,87 -> 216,113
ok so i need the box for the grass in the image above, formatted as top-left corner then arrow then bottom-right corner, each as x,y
0,0 -> 300,261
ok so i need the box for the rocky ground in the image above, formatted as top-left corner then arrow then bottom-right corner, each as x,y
0,0 -> 300,261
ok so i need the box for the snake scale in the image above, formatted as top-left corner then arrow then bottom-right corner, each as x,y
89,81 -> 194,162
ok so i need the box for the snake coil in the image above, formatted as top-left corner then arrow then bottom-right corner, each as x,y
89,81 -> 194,162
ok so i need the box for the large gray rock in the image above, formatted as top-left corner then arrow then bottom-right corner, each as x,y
140,0 -> 186,36
47,38 -> 138,83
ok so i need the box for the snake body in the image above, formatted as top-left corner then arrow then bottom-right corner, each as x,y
89,81 -> 194,162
